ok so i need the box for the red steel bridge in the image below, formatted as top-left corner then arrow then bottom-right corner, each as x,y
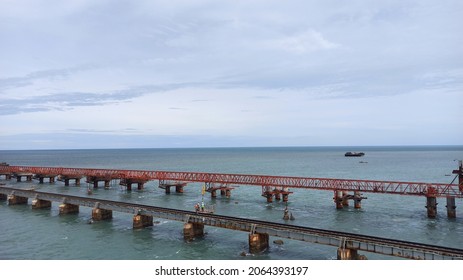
1,163 -> 462,218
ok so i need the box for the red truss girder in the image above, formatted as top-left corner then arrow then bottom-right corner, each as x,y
1,165 -> 461,198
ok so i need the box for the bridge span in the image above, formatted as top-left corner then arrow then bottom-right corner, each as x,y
1,186 -> 462,260
1,163 -> 462,218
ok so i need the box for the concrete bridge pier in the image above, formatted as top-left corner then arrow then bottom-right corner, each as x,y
92,208 -> 113,221
265,194 -> 273,203
7,194 -> 28,205
446,197 -> 456,218
133,214 -> 153,229
249,233 -> 269,253
37,176 -> 56,184
183,223 -> 204,241
334,190 -> 343,209
274,192 -> 281,201
220,189 -> 226,196
32,198 -> 51,209
175,185 -> 184,193
342,191 -> 350,207
425,196 -> 438,218
16,175 -> 33,182
59,203 -> 79,214
354,191 -> 362,209
211,190 -> 217,198
137,183 -> 144,190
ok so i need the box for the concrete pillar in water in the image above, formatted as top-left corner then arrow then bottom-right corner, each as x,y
183,223 -> 204,241
274,192 -> 281,201
446,197 -> 456,218
342,191 -> 349,207
165,186 -> 171,194
337,248 -> 360,260
426,196 -> 438,218
16,176 -> 22,182
133,214 -> 153,229
175,186 -> 183,193
64,179 -> 70,186
137,183 -> 144,190
126,182 -> 132,191
92,208 -> 113,221
7,195 -> 28,205
266,194 -> 273,203
26,175 -> 32,181
104,180 -> 110,188
249,233 -> 269,253
39,177 -> 44,184
59,203 -> 79,214
50,177 -> 55,183
93,181 -> 99,188
225,189 -> 231,198
282,194 -> 289,202
211,190 -> 217,198
220,190 -> 226,196
32,199 -> 51,209
354,191 -> 362,209
334,190 -> 343,209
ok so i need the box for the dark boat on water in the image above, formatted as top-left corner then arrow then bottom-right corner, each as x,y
345,152 -> 365,157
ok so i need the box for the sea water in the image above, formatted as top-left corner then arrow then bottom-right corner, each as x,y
0,146 -> 462,260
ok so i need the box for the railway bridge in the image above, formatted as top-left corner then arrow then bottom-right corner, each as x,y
0,163 -> 462,218
1,186 -> 462,260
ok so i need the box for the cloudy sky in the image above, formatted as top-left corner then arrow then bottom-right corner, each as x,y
0,0 -> 462,149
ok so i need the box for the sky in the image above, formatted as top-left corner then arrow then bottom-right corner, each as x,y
0,0 -> 462,150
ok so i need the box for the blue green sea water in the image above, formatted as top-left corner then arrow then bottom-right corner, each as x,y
1,146 -> 462,260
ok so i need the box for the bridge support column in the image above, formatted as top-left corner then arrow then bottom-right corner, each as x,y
342,191 -> 349,207
126,182 -> 132,191
165,186 -> 171,194
104,180 -> 110,188
425,196 -> 437,218
266,194 -> 273,203
274,192 -> 281,201
337,248 -> 360,260
7,195 -> 28,205
183,223 -> 204,240
92,208 -> 113,221
64,179 -> 70,186
282,194 -> 289,202
59,203 -> 79,214
32,199 -> 51,209
93,181 -> 99,188
220,190 -> 226,196
76,178 -> 81,185
249,233 -> 269,253
446,197 -> 456,218
211,190 -> 217,198
133,214 -> 153,229
334,190 -> 343,209
175,186 -> 184,193
354,191 -> 362,209
38,177 -> 44,184
137,183 -> 144,190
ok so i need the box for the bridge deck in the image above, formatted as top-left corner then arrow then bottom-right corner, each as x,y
1,186 -> 462,260
0,165 -> 461,197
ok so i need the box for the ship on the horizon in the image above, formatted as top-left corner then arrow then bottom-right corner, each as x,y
344,152 -> 365,157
